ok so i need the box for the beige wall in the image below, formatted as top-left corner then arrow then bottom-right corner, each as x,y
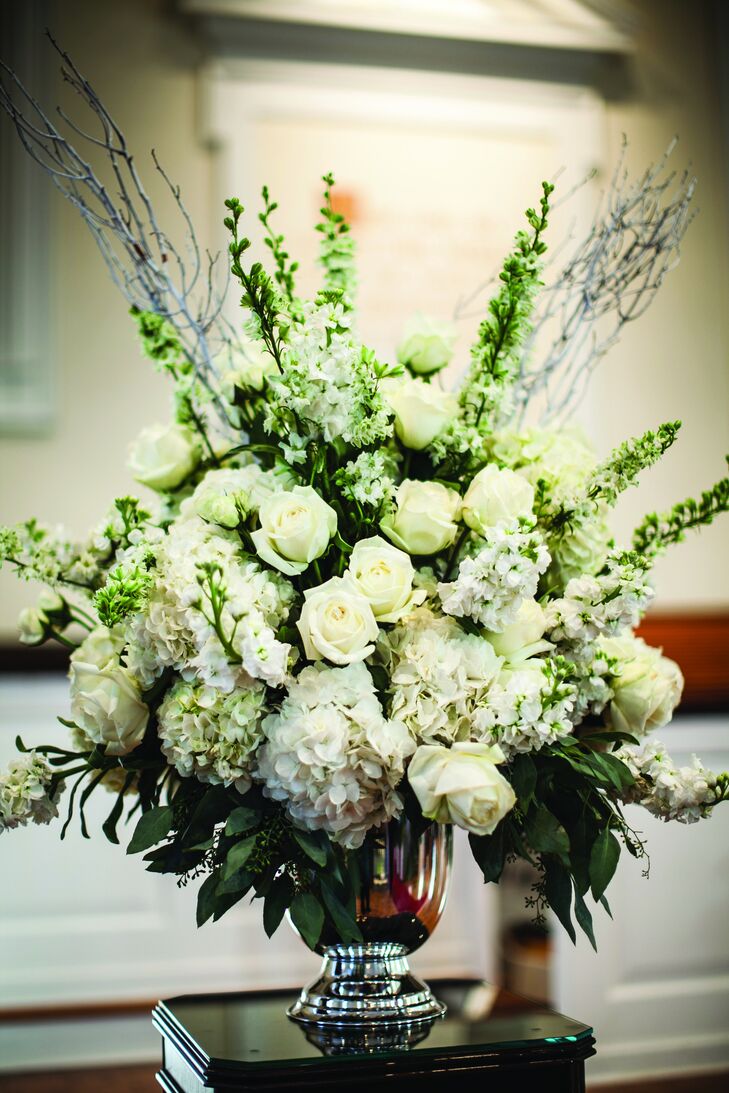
1,0 -> 728,638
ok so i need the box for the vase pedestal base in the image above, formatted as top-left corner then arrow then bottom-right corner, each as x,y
287,942 -> 446,1027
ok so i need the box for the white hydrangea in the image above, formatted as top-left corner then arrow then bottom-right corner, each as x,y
438,519 -> 550,631
379,608 -> 502,744
265,301 -> 393,449
491,424 -> 597,505
545,553 -> 654,649
124,520 -> 294,691
254,662 -> 414,849
617,740 -> 718,824
473,659 -> 576,757
0,753 -> 60,833
158,678 -> 267,793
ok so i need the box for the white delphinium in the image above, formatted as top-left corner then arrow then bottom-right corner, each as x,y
0,753 -> 60,833
158,678 -> 267,793
438,519 -> 550,632
379,608 -> 502,744
255,662 -> 414,849
617,740 -> 718,824
473,659 -> 576,757
545,551 -> 654,649
265,300 -> 393,449
124,520 -> 294,691
337,450 -> 394,510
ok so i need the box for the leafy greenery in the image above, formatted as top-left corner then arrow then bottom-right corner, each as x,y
632,457 -> 729,558
315,172 -> 357,305
460,181 -> 554,434
258,185 -> 299,304
225,196 -> 286,372
94,563 -> 151,626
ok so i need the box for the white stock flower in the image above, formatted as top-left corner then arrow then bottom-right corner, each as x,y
158,678 -> 266,793
438,519 -> 550,631
252,485 -> 337,576
347,536 -> 426,623
379,607 -> 502,744
617,740 -> 718,824
384,376 -> 457,450
128,423 -> 200,492
70,659 -> 149,756
473,659 -> 576,757
381,480 -> 461,555
462,464 -> 535,534
396,313 -> 456,375
255,662 -> 414,848
546,554 -> 654,649
408,741 -> 515,836
0,753 -> 60,833
599,634 -> 683,738
297,576 -> 379,665
483,598 -> 550,662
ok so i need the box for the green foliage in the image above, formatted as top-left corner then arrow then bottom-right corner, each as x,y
468,729 -> 642,948
94,564 -> 151,626
258,185 -> 299,304
550,421 -> 682,533
131,307 -> 185,373
315,172 -> 357,306
224,197 -> 286,371
632,458 -> 729,559
459,181 -> 554,435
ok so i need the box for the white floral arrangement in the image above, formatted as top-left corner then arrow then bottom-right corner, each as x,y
1,49 -> 728,949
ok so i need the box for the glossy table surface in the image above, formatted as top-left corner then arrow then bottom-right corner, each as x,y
153,978 -> 595,1091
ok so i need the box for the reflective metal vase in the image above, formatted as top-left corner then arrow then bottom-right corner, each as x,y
288,817 -> 453,1029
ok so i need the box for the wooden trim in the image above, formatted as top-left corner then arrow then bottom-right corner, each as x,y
0,998 -> 156,1024
636,612 -> 729,712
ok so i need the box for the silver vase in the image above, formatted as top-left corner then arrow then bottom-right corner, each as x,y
288,817 -> 453,1028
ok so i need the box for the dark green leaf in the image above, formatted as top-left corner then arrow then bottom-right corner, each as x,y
225,806 -> 259,837
263,874 -> 295,938
544,861 -> 576,944
510,754 -> 537,808
320,880 -> 363,944
292,827 -> 328,867
196,870 -> 219,922
290,892 -> 324,950
469,825 -> 507,883
589,827 -> 620,902
217,868 -> 254,896
526,807 -> 570,863
224,835 -> 257,878
127,805 -> 174,854
573,886 -> 597,950
101,774 -> 135,843
600,893 -> 613,919
184,785 -> 230,846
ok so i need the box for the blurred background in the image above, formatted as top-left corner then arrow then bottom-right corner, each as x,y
0,1 -> 728,1089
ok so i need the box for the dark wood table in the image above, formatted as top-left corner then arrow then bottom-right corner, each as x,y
153,978 -> 595,1091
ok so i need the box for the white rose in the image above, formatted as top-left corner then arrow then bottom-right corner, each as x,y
128,423 -> 200,492
408,741 -> 516,837
220,339 -> 277,395
70,660 -> 149,756
17,591 -> 66,645
397,313 -> 457,375
484,599 -> 550,661
381,480 -> 461,556
252,485 -> 337,576
384,377 -> 458,451
297,576 -> 379,665
462,464 -> 534,534
18,607 -> 45,645
71,626 -> 126,670
600,634 -> 684,738
347,536 -> 427,623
